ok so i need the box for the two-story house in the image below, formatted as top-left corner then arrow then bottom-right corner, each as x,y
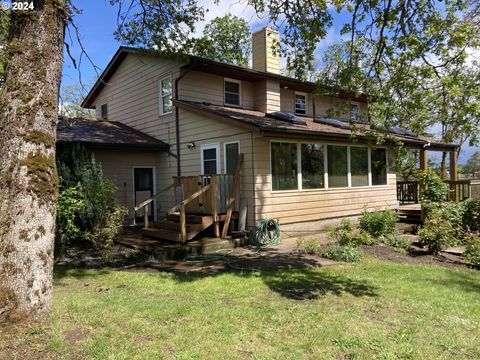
57,27 -> 458,241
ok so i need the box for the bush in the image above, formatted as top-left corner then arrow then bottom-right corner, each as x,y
296,237 -> 322,255
56,144 -> 127,256
383,234 -> 410,250
321,245 -> 362,262
418,213 -> 455,254
464,233 -> 480,266
421,201 -> 465,244
359,209 -> 398,237
355,231 -> 377,245
418,170 -> 450,202
462,199 -> 480,232
326,218 -> 360,246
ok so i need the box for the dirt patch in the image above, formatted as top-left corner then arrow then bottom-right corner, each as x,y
361,244 -> 474,271
65,327 -> 90,348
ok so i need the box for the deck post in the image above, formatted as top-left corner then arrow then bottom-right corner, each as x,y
419,149 -> 428,172
210,175 -> 220,238
144,205 -> 149,229
180,204 -> 187,242
450,150 -> 458,201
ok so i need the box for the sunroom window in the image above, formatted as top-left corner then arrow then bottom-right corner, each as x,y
371,148 -> 387,185
350,147 -> 369,187
327,145 -> 348,188
271,142 -> 298,191
301,144 -> 324,189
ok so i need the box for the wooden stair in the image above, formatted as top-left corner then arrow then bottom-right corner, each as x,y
397,208 -> 422,224
142,213 -> 238,242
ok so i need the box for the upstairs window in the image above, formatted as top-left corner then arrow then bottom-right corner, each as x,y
350,104 -> 359,122
101,103 -> 108,120
224,78 -> 241,106
159,75 -> 173,115
295,92 -> 307,115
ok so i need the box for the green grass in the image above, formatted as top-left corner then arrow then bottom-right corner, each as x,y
2,257 -> 480,359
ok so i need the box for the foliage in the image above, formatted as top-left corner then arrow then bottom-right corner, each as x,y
355,231 -> 377,246
0,9 -> 9,85
462,199 -> 480,232
463,151 -> 480,178
395,147 -> 420,181
464,233 -> 480,266
359,209 -> 398,238
59,82 -> 96,119
56,144 -> 127,254
418,214 -> 456,254
296,237 -> 321,255
325,218 -> 359,246
418,171 -> 450,202
383,234 -> 411,251
321,245 -> 362,262
192,14 -> 251,67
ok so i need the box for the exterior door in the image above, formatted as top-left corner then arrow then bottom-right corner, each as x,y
134,168 -> 154,222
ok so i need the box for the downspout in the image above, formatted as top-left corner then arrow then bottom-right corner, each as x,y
174,63 -> 194,177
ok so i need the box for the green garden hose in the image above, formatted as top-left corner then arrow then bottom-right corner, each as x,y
183,218 -> 281,270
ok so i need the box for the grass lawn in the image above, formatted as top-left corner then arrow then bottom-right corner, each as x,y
2,257 -> 480,359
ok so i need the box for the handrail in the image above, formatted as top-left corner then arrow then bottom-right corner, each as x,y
134,183 -> 175,212
166,183 -> 212,215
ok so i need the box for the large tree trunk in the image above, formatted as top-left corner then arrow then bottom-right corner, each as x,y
0,0 -> 66,322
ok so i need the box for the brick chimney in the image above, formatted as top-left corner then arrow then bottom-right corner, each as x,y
252,27 -> 280,74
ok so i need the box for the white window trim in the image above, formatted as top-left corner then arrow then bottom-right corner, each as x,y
269,139 -> 389,193
159,74 -> 173,116
201,143 -> 221,175
100,103 -> 108,120
294,91 -> 308,116
223,140 -> 240,174
132,166 -> 157,221
224,78 -> 242,107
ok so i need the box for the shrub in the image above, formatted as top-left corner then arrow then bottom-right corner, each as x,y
464,233 -> 480,266
326,218 -> 359,246
418,213 -> 455,254
462,199 -> 480,232
321,245 -> 362,262
421,201 -> 465,244
296,237 -> 322,255
359,209 -> 398,237
355,231 -> 377,245
418,170 -> 450,202
56,144 -> 127,256
384,234 -> 410,250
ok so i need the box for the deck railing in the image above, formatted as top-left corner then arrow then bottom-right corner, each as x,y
397,179 -> 480,204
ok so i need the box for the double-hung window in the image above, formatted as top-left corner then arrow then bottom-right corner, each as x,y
350,104 -> 359,122
295,92 -> 307,115
159,75 -> 173,115
201,144 -> 220,175
224,78 -> 241,107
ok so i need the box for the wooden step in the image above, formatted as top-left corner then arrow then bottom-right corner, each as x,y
150,219 -> 205,233
142,227 -> 197,242
166,213 -> 213,225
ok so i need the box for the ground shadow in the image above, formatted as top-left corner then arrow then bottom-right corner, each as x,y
260,268 -> 378,300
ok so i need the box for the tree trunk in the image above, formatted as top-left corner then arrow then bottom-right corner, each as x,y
440,151 -> 447,179
0,0 -> 66,322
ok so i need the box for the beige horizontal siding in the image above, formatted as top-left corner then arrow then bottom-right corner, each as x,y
253,136 -> 398,225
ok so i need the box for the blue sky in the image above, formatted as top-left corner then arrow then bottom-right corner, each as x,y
62,0 -> 478,163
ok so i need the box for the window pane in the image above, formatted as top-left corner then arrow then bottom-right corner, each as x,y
371,148 -> 387,185
225,143 -> 239,175
203,148 -> 217,161
295,94 -> 306,115
225,92 -> 240,106
301,144 -> 324,189
225,81 -> 239,93
161,78 -> 171,96
350,104 -> 359,121
350,147 -> 369,187
203,160 -> 217,174
271,142 -> 298,191
327,145 -> 348,188
162,96 -> 172,113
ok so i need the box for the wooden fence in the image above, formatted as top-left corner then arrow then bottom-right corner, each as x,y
397,179 -> 480,204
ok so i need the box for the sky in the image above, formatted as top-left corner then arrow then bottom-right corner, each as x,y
61,0 -> 478,163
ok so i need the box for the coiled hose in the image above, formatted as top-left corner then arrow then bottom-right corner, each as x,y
183,218 -> 281,269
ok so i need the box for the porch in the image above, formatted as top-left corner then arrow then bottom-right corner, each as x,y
133,154 -> 244,242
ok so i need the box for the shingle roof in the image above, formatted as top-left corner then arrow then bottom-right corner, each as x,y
56,117 -> 169,150
173,100 -> 458,150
